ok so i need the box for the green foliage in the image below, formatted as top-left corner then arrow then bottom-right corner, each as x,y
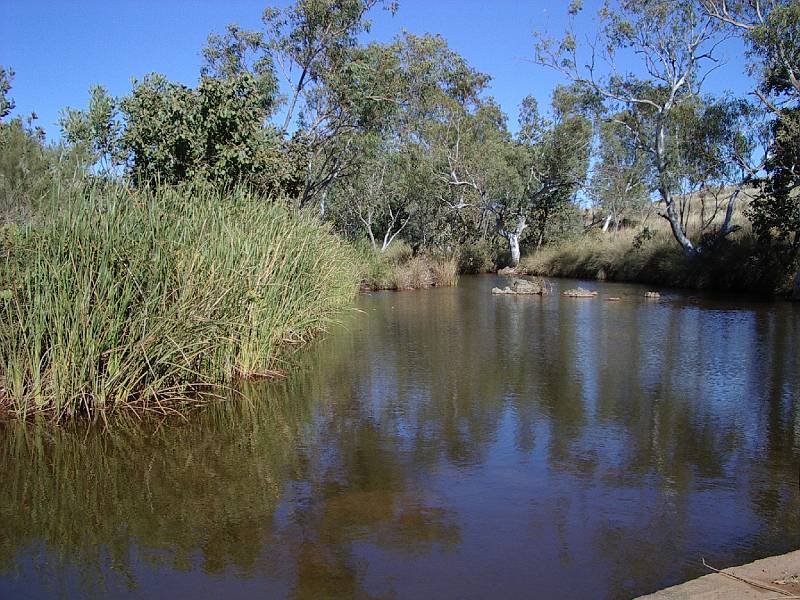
720,1 -> 800,257
62,74 -> 302,195
125,74 -> 299,193
590,118 -> 650,229
746,1 -> 800,98
0,180 -> 359,420
458,241 -> 496,274
261,0 -> 401,205
1,116 -> 89,222
0,65 -> 14,120
749,108 -> 800,250
59,85 -> 120,172
201,23 -> 279,111
632,226 -> 655,250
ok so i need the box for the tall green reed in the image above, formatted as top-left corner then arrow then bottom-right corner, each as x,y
0,180 -> 359,420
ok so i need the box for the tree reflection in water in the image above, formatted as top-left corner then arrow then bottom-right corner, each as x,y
0,277 -> 798,599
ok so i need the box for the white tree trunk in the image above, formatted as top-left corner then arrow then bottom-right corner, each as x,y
602,214 -> 613,232
656,117 -> 699,258
509,233 -> 521,266
506,215 -> 527,266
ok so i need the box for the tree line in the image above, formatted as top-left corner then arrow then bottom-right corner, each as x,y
2,0 -> 798,274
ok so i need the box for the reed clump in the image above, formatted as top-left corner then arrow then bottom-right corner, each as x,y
0,181 -> 360,420
360,249 -> 459,291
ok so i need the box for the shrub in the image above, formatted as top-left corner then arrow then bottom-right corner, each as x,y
458,241 -> 495,274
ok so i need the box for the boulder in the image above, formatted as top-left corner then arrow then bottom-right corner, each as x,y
644,291 -> 661,299
492,286 -> 514,294
498,266 -> 517,277
492,277 -> 544,295
562,287 -> 598,298
511,277 -> 542,294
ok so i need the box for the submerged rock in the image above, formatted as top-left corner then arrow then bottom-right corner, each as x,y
492,277 -> 544,295
563,287 -> 598,298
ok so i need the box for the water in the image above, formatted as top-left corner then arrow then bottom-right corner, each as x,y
1,276 -> 799,599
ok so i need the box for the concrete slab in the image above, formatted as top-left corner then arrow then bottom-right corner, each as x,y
636,551 -> 800,599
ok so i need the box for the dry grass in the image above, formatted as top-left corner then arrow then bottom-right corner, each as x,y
520,223 -> 794,295
360,251 -> 459,291
430,256 -> 459,287
393,256 -> 434,290
521,189 -> 799,295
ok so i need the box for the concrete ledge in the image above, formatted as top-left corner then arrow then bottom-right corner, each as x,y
636,550 -> 800,599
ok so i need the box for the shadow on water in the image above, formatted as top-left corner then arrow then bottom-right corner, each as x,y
1,275 -> 799,599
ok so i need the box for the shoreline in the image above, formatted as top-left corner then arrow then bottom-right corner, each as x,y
636,550 -> 800,599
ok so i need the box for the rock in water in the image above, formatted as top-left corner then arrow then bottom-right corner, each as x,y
492,277 -> 545,295
644,291 -> 661,298
563,287 -> 598,298
511,278 -> 542,294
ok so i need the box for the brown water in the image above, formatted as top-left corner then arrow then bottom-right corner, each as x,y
1,276 -> 799,600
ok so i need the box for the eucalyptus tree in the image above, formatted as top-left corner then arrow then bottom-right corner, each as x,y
590,118 -> 650,232
393,32 -> 494,249
261,0 -> 400,209
536,0 -> 753,258
435,99 -> 513,248
328,134 -> 416,253
500,94 -> 592,264
327,32 -> 495,253
702,1 -> 800,254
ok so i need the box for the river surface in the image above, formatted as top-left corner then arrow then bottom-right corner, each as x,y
1,276 -> 799,600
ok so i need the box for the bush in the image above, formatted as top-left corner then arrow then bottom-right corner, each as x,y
458,241 -> 495,274
1,119 -> 87,222
358,246 -> 459,292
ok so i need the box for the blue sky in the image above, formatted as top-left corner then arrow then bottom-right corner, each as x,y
1,0 -> 754,140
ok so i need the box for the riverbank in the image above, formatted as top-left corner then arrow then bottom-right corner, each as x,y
0,181 -> 360,421
359,243 -> 459,291
518,229 -> 798,298
636,550 -> 800,599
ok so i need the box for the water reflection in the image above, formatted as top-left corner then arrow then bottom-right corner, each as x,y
1,276 -> 798,599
